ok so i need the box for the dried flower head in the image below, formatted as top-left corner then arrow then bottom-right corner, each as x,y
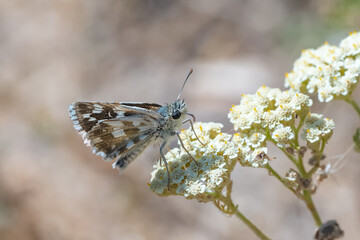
284,168 -> 301,191
314,220 -> 344,240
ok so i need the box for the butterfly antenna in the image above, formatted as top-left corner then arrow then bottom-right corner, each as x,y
177,68 -> 193,100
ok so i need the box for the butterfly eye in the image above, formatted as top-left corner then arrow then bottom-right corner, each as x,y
172,111 -> 181,119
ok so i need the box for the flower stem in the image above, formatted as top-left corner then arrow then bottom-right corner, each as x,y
295,148 -> 322,227
297,155 -> 307,176
293,115 -> 305,146
268,138 -> 298,166
233,207 -> 272,240
307,165 -> 320,176
215,191 -> 272,240
265,164 -> 298,196
344,96 -> 360,119
302,190 -> 322,227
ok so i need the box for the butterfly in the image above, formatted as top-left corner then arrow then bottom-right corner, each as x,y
68,69 -> 201,187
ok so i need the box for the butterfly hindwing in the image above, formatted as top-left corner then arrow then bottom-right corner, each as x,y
89,118 -> 156,160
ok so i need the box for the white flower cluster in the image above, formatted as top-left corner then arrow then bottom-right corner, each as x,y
149,122 -> 240,202
229,86 -> 312,131
285,31 -> 360,102
229,86 -> 312,161
301,113 -> 335,151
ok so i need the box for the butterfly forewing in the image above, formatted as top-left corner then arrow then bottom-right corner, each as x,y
69,102 -> 163,170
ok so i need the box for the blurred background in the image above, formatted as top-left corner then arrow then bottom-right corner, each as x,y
0,0 -> 359,239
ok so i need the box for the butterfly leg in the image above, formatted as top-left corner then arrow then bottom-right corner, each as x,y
160,140 -> 171,190
176,132 -> 200,167
182,118 -> 205,146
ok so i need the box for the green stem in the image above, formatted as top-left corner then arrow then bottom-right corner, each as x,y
266,116 -> 323,228
214,189 -> 272,240
307,165 -> 320,176
297,155 -> 307,177
233,207 -> 272,240
265,164 -> 298,196
293,116 -> 304,146
269,138 -> 298,166
294,144 -> 322,227
293,116 -> 306,175
320,140 -> 326,153
303,190 -> 322,227
344,96 -> 360,119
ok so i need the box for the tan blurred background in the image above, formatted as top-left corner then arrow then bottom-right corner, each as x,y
1,0 -> 359,239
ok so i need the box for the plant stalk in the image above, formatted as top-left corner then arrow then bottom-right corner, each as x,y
302,190 -> 322,227
345,96 -> 360,119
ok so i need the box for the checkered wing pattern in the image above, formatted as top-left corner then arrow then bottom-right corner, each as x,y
69,102 -> 163,171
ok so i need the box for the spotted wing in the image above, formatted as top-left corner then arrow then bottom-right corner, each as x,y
68,102 -> 163,171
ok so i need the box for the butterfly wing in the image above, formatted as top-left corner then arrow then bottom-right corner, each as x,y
69,102 -> 163,171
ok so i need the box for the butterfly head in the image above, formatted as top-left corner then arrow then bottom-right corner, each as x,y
156,99 -> 187,135
170,99 -> 187,120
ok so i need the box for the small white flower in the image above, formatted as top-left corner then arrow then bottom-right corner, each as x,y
290,93 -> 313,110
248,131 -> 267,148
304,128 -> 322,143
318,85 -> 335,102
272,124 -> 295,148
302,113 -> 335,148
186,180 -> 206,196
208,168 -> 228,187
339,31 -> 360,56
